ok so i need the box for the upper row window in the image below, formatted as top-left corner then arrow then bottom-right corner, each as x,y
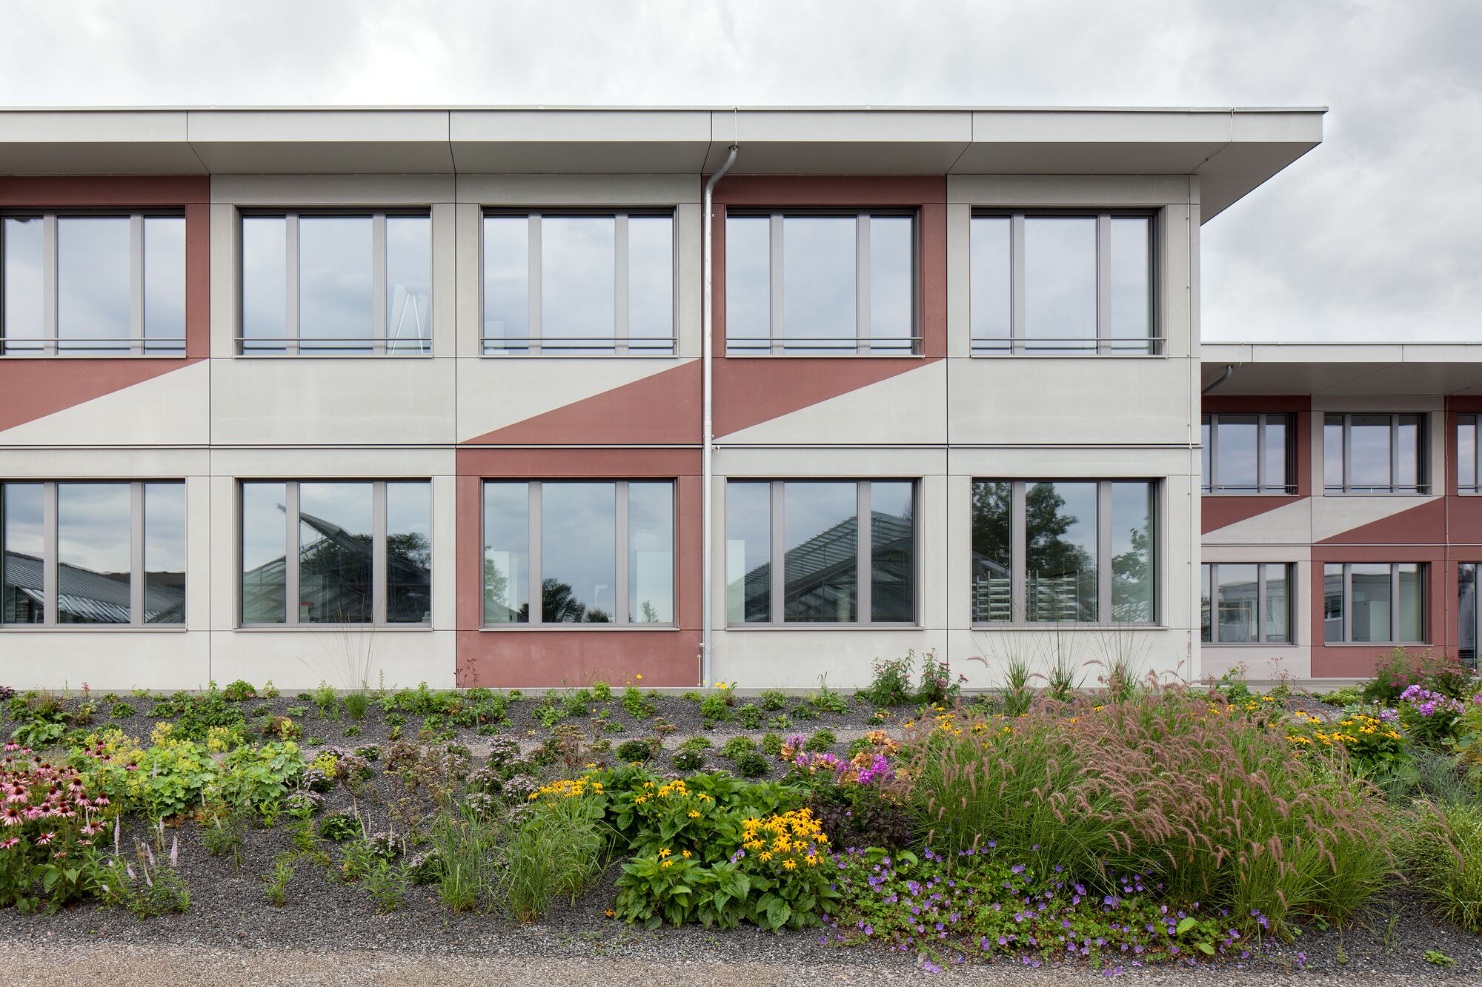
1323,413 -> 1427,495
1,213 -> 185,356
971,213 -> 1155,355
1201,414 -> 1294,494
240,213 -> 431,355
725,212 -> 916,355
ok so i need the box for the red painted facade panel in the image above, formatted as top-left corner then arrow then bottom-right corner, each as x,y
462,362 -> 702,446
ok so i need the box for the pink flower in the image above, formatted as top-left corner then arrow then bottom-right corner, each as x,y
34,831 -> 54,846
0,837 -> 18,850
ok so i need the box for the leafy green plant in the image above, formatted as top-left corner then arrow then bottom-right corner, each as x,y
361,857 -> 409,913
1364,647 -> 1475,704
700,692 -> 732,722
96,839 -> 191,918
499,796 -> 606,922
262,856 -> 295,907
221,680 -> 257,703
857,653 -> 915,708
758,690 -> 788,712
673,748 -> 706,772
803,729 -> 836,752
809,675 -> 850,715
202,812 -> 249,872
720,736 -> 757,759
110,702 -> 137,720
738,704 -> 765,729
916,650 -> 964,705
0,751 -> 109,913
615,738 -> 658,763
429,803 -> 501,913
621,686 -> 655,720
218,741 -> 306,821
733,751 -> 769,778
317,809 -> 363,842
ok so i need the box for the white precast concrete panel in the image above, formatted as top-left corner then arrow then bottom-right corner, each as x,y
0,361 -> 210,446
716,362 -> 949,447
1201,498 -> 1316,547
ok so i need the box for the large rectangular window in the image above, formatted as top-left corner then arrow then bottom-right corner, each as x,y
1459,415 -> 1480,494
970,212 -> 1155,355
482,212 -> 674,355
725,480 -> 915,624
971,479 -> 1156,624
1323,562 -> 1426,644
1,481 -> 185,625
240,212 -> 430,355
1323,414 -> 1426,494
2,213 -> 185,356
1200,563 -> 1292,644
240,481 -> 430,626
482,481 -> 673,625
1201,414 -> 1293,494
725,212 -> 916,355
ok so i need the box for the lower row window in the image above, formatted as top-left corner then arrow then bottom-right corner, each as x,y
1200,563 -> 1291,644
241,481 -> 430,625
1,481 -> 185,625
1323,562 -> 1425,644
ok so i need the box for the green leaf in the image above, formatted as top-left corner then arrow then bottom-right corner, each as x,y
1176,917 -> 1197,935
1196,942 -> 1215,956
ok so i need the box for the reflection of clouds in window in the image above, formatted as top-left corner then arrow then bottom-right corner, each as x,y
483,482 -> 529,623
628,217 -> 672,346
299,483 -> 372,545
783,217 -> 855,348
386,217 -> 430,348
1024,217 -> 1096,345
3,484 -> 44,556
869,217 -> 913,345
783,483 -> 856,553
969,217 -> 1010,345
628,482 -> 673,623
241,483 -> 287,570
482,217 -> 528,344
543,218 -> 614,345
725,216 -> 770,344
57,483 -> 131,575
58,218 -> 131,348
242,218 -> 287,344
299,218 -> 372,345
2,218 -> 43,346
1109,217 -> 1151,340
1215,418 -> 1258,490
143,483 -> 186,572
725,482 -> 771,623
144,217 -> 185,348
542,483 -> 616,620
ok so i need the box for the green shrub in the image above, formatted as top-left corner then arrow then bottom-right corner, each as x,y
700,692 -> 732,722
615,739 -> 657,763
720,736 -> 757,760
733,751 -> 769,778
760,733 -> 785,757
809,677 -> 850,715
221,680 -> 257,703
672,748 -> 706,772
758,690 -> 788,712
1363,647 -> 1475,704
738,704 -> 764,729
857,653 -> 915,707
621,687 -> 655,720
110,701 -> 138,720
317,809 -> 363,842
803,729 -> 836,753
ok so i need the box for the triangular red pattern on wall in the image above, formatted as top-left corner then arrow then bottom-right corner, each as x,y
1315,498 -> 1448,545
714,356 -> 941,437
0,359 -> 203,434
1202,495 -> 1306,535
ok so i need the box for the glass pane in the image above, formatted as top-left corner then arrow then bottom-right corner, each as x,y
483,482 -> 529,624
971,481 -> 1013,622
1264,564 -> 1290,643
143,217 -> 186,354
783,482 -> 857,621
386,216 -> 431,354
1024,217 -> 1095,353
628,216 -> 673,353
1398,563 -> 1424,642
241,217 -> 287,352
1108,216 -> 1151,352
1214,416 -> 1258,493
869,216 -> 913,352
143,482 -> 185,625
782,217 -> 855,353
2,217 -> 44,353
241,483 -> 287,624
969,216 -> 1010,353
57,483 -> 131,623
58,217 -> 130,353
386,482 -> 431,624
1461,564 -> 1478,668
1215,564 -> 1258,643
1200,418 -> 1211,492
1324,416 -> 1344,492
543,216 -> 615,352
298,483 -> 373,623
1200,564 -> 1212,643
1111,481 -> 1154,622
1397,415 -> 1422,492
2,484 -> 45,624
482,216 -> 528,353
1026,481 -> 1097,622
299,217 -> 372,352
1461,419 -> 1478,492
1350,563 -> 1392,643
725,216 -> 770,352
1264,416 -> 1289,492
726,482 -> 771,623
542,483 -> 616,622
1349,415 -> 1392,492
628,482 -> 673,623
1323,564 -> 1344,643
870,481 -> 914,622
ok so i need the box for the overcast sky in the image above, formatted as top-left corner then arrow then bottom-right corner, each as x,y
3,0 -> 1477,344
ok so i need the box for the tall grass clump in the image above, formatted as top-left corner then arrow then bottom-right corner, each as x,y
905,689 -> 1393,937
428,803 -> 502,912
498,796 -> 607,923
1399,800 -> 1482,932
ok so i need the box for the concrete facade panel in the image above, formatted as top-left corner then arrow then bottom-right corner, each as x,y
0,361 -> 211,446
717,363 -> 949,447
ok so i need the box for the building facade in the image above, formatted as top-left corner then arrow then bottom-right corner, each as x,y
0,106 -> 1323,691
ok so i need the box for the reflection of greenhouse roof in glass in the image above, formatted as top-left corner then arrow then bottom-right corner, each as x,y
3,551 -> 184,623
741,513 -> 912,621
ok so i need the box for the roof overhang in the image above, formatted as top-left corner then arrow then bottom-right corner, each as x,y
0,106 -> 1323,222
1202,343 -> 1482,396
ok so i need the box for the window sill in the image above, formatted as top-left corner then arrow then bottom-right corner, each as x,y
478,353 -> 679,360
1202,641 -> 1296,647
233,352 -> 434,359
479,624 -> 680,632
970,623 -> 1166,631
0,625 -> 189,632
969,352 -> 1166,359
236,624 -> 434,631
1202,490 -> 1299,497
723,352 -> 923,360
1321,490 -> 1432,497
1323,641 -> 1429,648
1,353 -> 189,360
724,623 -> 922,631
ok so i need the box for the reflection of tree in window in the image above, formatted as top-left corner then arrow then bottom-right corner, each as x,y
1112,524 -> 1152,622
536,579 -> 610,623
1024,483 -> 1095,622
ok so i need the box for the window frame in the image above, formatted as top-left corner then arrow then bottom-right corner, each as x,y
724,479 -> 919,626
1323,413 -> 1428,495
238,479 -> 431,628
1201,413 -> 1295,494
1323,562 -> 1428,645
1,210 -> 187,357
237,209 -> 432,357
1,480 -> 186,627
723,209 -> 920,356
1460,563 -> 1479,669
1200,562 -> 1294,645
481,479 -> 676,627
969,210 -> 1160,356
480,210 -> 678,357
1459,414 -> 1480,494
970,478 -> 1159,626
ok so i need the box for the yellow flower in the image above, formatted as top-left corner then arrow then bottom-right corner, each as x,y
681,849 -> 692,858
783,859 -> 796,871
635,674 -> 643,680
661,860 -> 671,869
687,810 -> 700,818
759,851 -> 772,862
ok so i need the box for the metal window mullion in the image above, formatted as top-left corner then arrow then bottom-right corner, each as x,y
857,482 -> 871,623
528,215 -> 542,355
284,483 -> 300,626
615,214 -> 630,355
1010,481 -> 1027,623
769,214 -> 784,355
1390,416 -> 1400,493
615,482 -> 630,624
1256,416 -> 1268,492
1096,214 -> 1111,355
528,483 -> 543,625
130,215 -> 145,356
856,215 -> 870,355
1391,563 -> 1402,644
1010,214 -> 1025,355
130,482 -> 144,625
42,215 -> 57,356
42,482 -> 58,624
1096,482 -> 1112,623
1256,564 -> 1267,644
372,482 -> 387,625
1343,564 -> 1353,643
1342,418 -> 1352,494
372,213 -> 387,355
770,482 -> 786,623
286,215 -> 301,356
1208,563 -> 1219,644
1209,416 -> 1220,491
